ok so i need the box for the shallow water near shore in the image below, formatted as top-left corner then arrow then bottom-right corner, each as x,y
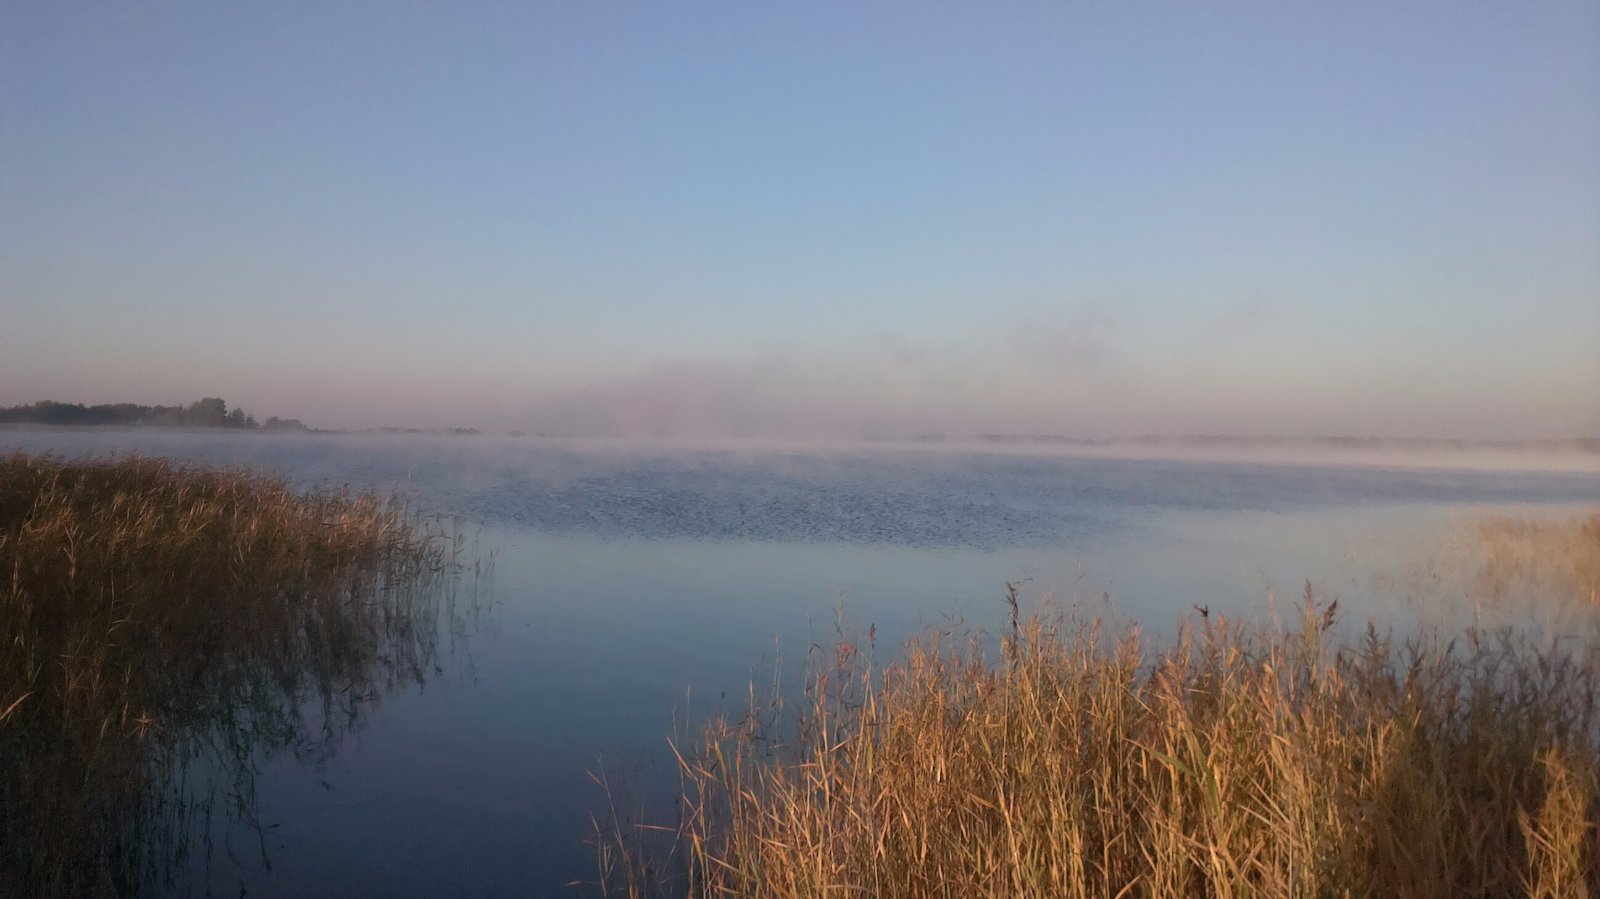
4,429 -> 1596,897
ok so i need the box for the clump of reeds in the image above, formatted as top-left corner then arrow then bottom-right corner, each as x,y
0,452 -> 461,897
1468,512 -> 1600,607
610,514 -> 1600,898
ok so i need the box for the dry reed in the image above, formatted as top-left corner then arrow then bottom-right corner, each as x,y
1468,513 -> 1600,608
607,513 -> 1600,899
0,452 -> 460,897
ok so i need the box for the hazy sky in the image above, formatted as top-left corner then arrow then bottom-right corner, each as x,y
4,2 -> 1597,437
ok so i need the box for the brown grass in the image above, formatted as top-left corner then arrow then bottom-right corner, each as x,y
607,513 -> 1600,898
0,452 -> 461,897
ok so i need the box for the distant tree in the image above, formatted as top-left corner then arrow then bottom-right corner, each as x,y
147,405 -> 185,427
186,398 -> 228,427
27,401 -> 90,426
261,417 -> 309,432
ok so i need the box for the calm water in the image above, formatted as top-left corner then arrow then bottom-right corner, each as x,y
5,429 -> 1597,897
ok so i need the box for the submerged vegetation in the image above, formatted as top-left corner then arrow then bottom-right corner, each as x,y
603,514 -> 1600,899
0,452 -> 464,897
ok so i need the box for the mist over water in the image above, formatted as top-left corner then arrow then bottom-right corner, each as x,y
4,429 -> 1594,545
3,427 -> 1596,897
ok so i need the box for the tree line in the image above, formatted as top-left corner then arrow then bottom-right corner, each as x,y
0,398 -> 308,431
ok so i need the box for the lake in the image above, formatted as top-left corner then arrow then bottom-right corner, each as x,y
3,429 -> 1596,897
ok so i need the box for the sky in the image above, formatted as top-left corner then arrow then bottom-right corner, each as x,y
3,1 -> 1597,438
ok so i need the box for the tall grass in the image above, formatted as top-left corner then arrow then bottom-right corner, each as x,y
1469,513 -> 1599,608
0,452 -> 463,897
608,514 -> 1600,898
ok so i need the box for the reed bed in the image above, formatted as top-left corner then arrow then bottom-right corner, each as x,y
1468,513 -> 1599,608
608,514 -> 1600,899
0,452 -> 460,897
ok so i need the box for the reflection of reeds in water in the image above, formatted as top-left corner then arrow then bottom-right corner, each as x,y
0,452 -> 467,897
602,513 -> 1600,899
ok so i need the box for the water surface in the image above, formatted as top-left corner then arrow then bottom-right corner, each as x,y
4,429 -> 1595,897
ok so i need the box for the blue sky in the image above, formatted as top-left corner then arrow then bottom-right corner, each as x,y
3,1 -> 1597,437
